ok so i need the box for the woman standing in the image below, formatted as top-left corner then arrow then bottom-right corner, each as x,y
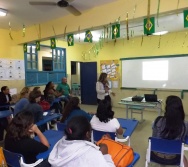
96,73 -> 115,104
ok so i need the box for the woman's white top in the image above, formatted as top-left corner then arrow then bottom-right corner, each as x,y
96,82 -> 112,100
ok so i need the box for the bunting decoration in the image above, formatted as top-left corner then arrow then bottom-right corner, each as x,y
9,22 -> 13,40
52,26 -> 58,41
144,17 -> 155,35
112,24 -> 120,39
64,26 -> 67,39
50,38 -> 56,49
141,33 -> 144,46
84,30 -> 93,43
39,24 -> 41,39
23,43 -> 27,53
158,35 -> 161,48
184,10 -> 188,28
78,26 -> 80,42
177,0 -> 180,15
126,12 -> 129,40
36,41 -> 40,51
23,24 -> 26,37
156,0 -> 160,27
67,34 -> 74,46
182,32 -> 187,47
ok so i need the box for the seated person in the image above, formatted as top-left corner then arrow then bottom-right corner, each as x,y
60,96 -> 92,123
14,87 -> 30,116
0,86 -> 12,141
90,100 -> 123,135
4,110 -> 50,164
48,116 -> 115,167
24,90 -> 43,123
152,95 -> 188,166
43,81 -> 63,113
56,77 -> 72,107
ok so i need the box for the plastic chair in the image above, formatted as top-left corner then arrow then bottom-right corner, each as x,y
91,129 -> 130,146
3,148 -> 43,167
145,137 -> 188,167
55,122 -> 67,131
127,152 -> 140,167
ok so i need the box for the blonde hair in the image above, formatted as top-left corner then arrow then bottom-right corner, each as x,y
19,87 -> 30,99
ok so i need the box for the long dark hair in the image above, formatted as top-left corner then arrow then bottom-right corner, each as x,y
60,97 -> 80,123
161,95 -> 185,139
6,110 -> 34,141
98,73 -> 108,84
29,90 -> 41,103
43,81 -> 53,98
96,100 -> 114,123
65,116 -> 91,141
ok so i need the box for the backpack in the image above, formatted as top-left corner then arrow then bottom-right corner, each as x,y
97,138 -> 134,167
38,100 -> 51,111
0,147 -> 7,167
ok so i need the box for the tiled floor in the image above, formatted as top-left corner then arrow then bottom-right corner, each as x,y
80,104 -> 188,167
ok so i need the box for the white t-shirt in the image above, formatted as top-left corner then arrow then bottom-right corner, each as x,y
90,115 -> 120,132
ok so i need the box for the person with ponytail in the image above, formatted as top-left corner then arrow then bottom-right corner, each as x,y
49,116 -> 115,167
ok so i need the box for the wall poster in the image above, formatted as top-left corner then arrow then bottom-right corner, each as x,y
100,60 -> 119,88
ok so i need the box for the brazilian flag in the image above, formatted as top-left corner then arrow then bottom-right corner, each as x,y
112,24 -> 120,39
184,10 -> 188,28
51,38 -> 56,49
36,41 -> 40,51
84,30 -> 93,43
23,43 -> 27,53
67,34 -> 74,46
144,17 -> 155,35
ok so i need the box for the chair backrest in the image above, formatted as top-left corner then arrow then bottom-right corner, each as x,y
3,148 -> 23,167
56,122 -> 67,131
92,129 -> 116,142
146,137 -> 184,166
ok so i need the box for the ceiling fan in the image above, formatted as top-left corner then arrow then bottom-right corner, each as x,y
29,0 -> 81,16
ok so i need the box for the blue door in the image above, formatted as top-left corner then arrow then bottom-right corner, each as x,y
80,62 -> 97,105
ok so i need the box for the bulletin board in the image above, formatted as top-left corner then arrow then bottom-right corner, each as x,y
0,59 -> 25,80
100,60 -> 120,88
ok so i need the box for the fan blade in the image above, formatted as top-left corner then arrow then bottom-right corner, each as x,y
66,5 -> 81,16
29,1 -> 57,6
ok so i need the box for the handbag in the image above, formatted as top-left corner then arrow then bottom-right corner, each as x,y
97,137 -> 134,167
0,147 -> 7,167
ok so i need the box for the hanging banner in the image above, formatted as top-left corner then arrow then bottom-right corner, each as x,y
144,17 -> 155,35
184,10 -> 188,28
23,43 -> 27,53
50,38 -> 56,49
36,41 -> 40,51
84,30 -> 93,43
112,24 -> 120,39
67,34 -> 74,46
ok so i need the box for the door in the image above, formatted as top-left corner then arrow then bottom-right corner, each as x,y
80,62 -> 97,105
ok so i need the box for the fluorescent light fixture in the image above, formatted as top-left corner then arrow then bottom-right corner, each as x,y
0,8 -> 7,16
152,31 -> 168,36
74,31 -> 100,42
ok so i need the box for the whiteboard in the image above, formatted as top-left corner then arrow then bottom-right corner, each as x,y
121,55 -> 188,90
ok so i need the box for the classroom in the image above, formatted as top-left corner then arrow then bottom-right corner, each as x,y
1,0 -> 188,166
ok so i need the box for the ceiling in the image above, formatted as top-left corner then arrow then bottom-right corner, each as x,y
0,0 -> 187,42
0,0 -> 116,30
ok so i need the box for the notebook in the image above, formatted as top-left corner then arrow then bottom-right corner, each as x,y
144,94 -> 157,102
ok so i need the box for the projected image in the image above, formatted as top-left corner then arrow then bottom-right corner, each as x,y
142,61 -> 168,80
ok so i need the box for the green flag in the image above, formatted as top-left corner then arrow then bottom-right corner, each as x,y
184,10 -> 188,28
84,30 -> 93,43
36,41 -> 40,51
112,24 -> 120,39
23,43 -> 27,53
51,38 -> 56,49
144,17 -> 155,35
67,34 -> 74,46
